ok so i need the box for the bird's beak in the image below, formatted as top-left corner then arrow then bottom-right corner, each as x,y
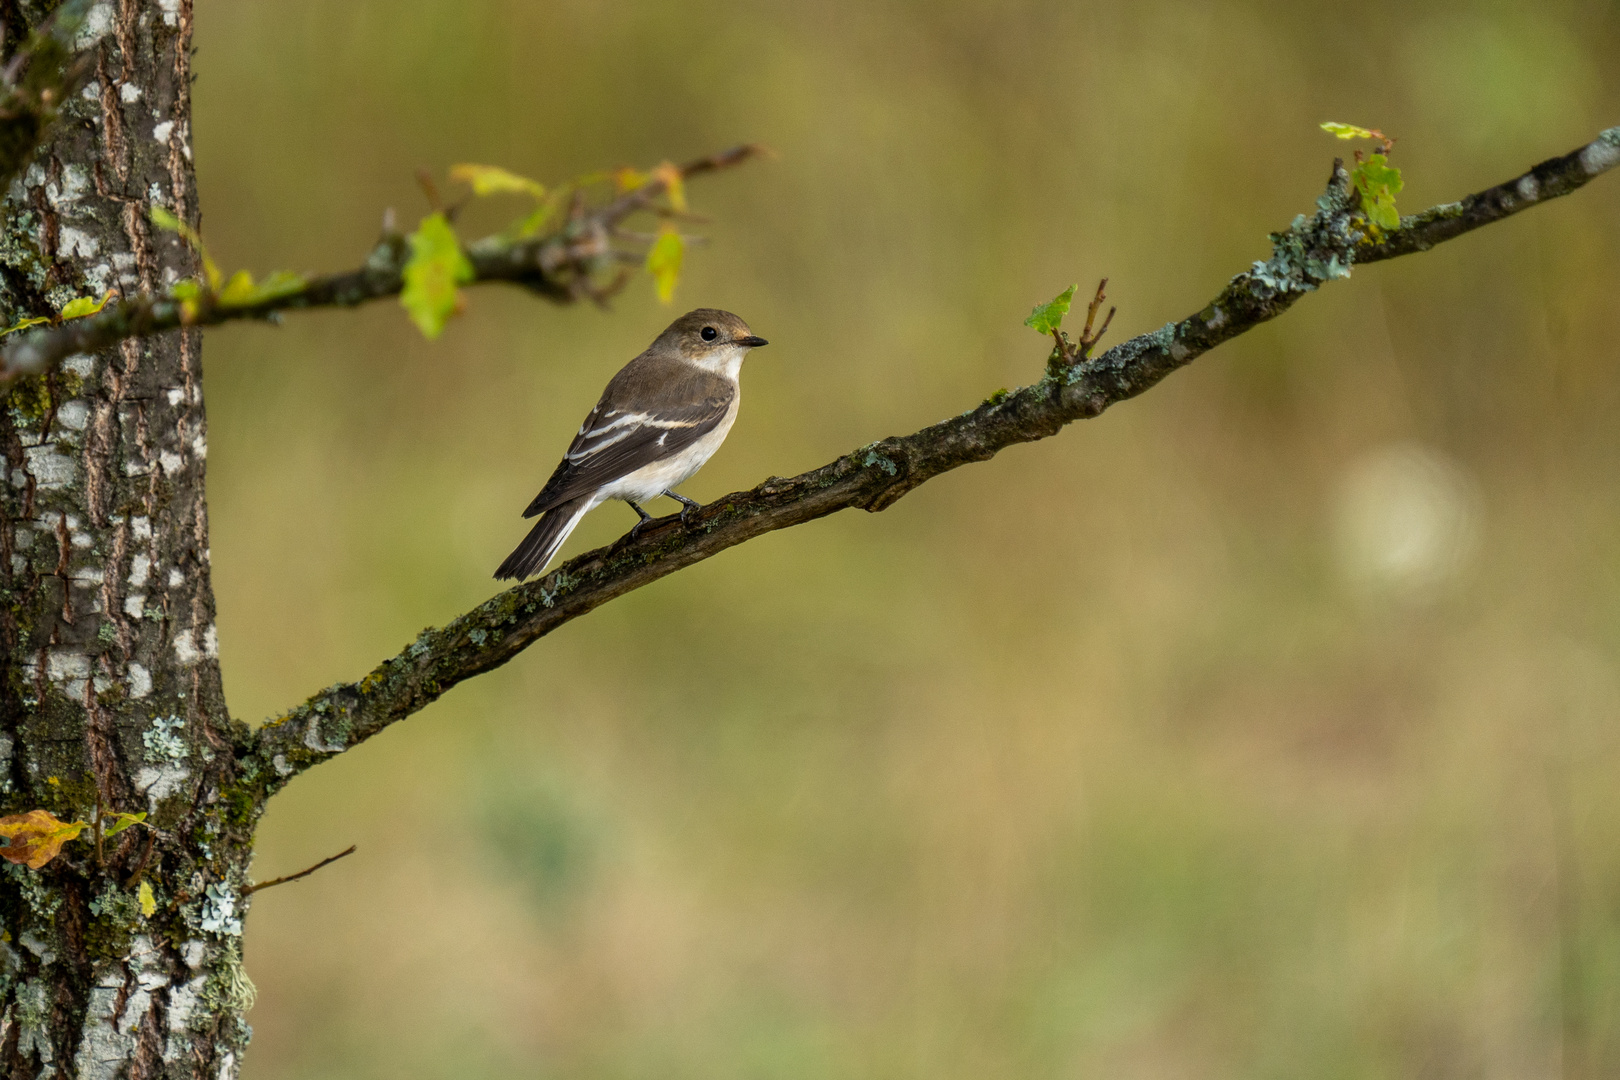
737,335 -> 769,348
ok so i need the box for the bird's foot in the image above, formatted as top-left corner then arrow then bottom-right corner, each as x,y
664,490 -> 702,527
626,499 -> 654,540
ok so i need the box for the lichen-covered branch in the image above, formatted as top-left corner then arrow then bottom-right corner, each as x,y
0,143 -> 762,381
0,0 -> 104,190
1360,126 -> 1619,262
244,125 -> 1620,792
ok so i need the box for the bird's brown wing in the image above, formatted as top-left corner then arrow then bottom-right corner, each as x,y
522,386 -> 735,518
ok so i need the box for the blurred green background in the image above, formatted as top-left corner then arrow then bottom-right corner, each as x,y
189,1 -> 1620,1077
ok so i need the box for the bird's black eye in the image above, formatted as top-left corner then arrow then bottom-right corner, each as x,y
700,326 -> 717,341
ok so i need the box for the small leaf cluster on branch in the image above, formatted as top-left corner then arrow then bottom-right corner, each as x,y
1025,279 -> 1117,378
0,145 -> 762,384
1321,121 -> 1404,233
0,287 -> 115,338
0,807 -> 146,869
404,157 -> 705,337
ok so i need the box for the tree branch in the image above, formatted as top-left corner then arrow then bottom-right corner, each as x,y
241,844 -> 357,895
242,126 -> 1619,794
0,0 -> 104,191
0,143 -> 763,383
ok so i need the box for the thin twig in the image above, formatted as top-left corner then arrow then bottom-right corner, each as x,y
1076,278 -> 1116,360
123,828 -> 157,889
242,844 -> 357,895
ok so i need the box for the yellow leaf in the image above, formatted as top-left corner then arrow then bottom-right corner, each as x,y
149,206 -> 221,291
58,290 -> 116,321
138,880 -> 156,917
645,225 -> 685,304
614,167 -> 650,192
449,163 -> 545,200
216,270 -> 256,306
217,269 -> 308,308
0,316 -> 52,338
0,810 -> 88,869
512,202 -> 555,238
651,161 -> 687,213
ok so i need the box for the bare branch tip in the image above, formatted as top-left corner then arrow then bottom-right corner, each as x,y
242,844 -> 357,895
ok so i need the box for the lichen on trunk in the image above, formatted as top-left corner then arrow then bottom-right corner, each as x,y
0,2 -> 260,1077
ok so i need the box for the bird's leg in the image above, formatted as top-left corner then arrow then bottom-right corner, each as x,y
626,499 -> 654,539
663,490 -> 702,526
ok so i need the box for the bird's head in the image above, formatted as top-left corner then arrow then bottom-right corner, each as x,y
656,308 -> 768,372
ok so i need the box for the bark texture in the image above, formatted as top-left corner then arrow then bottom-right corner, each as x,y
0,3 -> 256,1078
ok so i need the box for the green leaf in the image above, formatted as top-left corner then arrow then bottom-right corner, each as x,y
149,206 -> 221,290
104,811 -> 146,839
1351,153 -> 1404,232
216,269 -> 308,309
401,212 -> 474,339
645,225 -> 685,304
512,202 -> 556,238
449,163 -> 546,200
1320,121 -> 1380,140
0,315 -> 52,338
137,879 -> 156,918
169,279 -> 202,322
1024,284 -> 1078,336
58,290 -> 115,321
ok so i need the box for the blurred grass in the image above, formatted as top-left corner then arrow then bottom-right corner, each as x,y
189,0 -> 1620,1077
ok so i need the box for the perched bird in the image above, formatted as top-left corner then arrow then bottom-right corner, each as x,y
494,308 -> 769,581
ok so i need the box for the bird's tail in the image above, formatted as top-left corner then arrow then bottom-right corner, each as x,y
494,495 -> 594,581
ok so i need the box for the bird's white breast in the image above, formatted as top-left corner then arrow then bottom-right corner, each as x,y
599,393 -> 741,504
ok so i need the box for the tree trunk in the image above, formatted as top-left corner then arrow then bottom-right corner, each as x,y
0,2 -> 257,1077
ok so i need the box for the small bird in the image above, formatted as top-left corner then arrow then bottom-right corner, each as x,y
494,308 -> 769,581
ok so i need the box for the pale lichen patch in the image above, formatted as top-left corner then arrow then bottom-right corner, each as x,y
1579,127 -> 1620,176
23,444 -> 78,489
134,762 -> 190,808
128,662 -> 152,699
46,650 -> 90,684
173,628 -> 199,665
58,226 -> 101,260
56,400 -> 90,430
